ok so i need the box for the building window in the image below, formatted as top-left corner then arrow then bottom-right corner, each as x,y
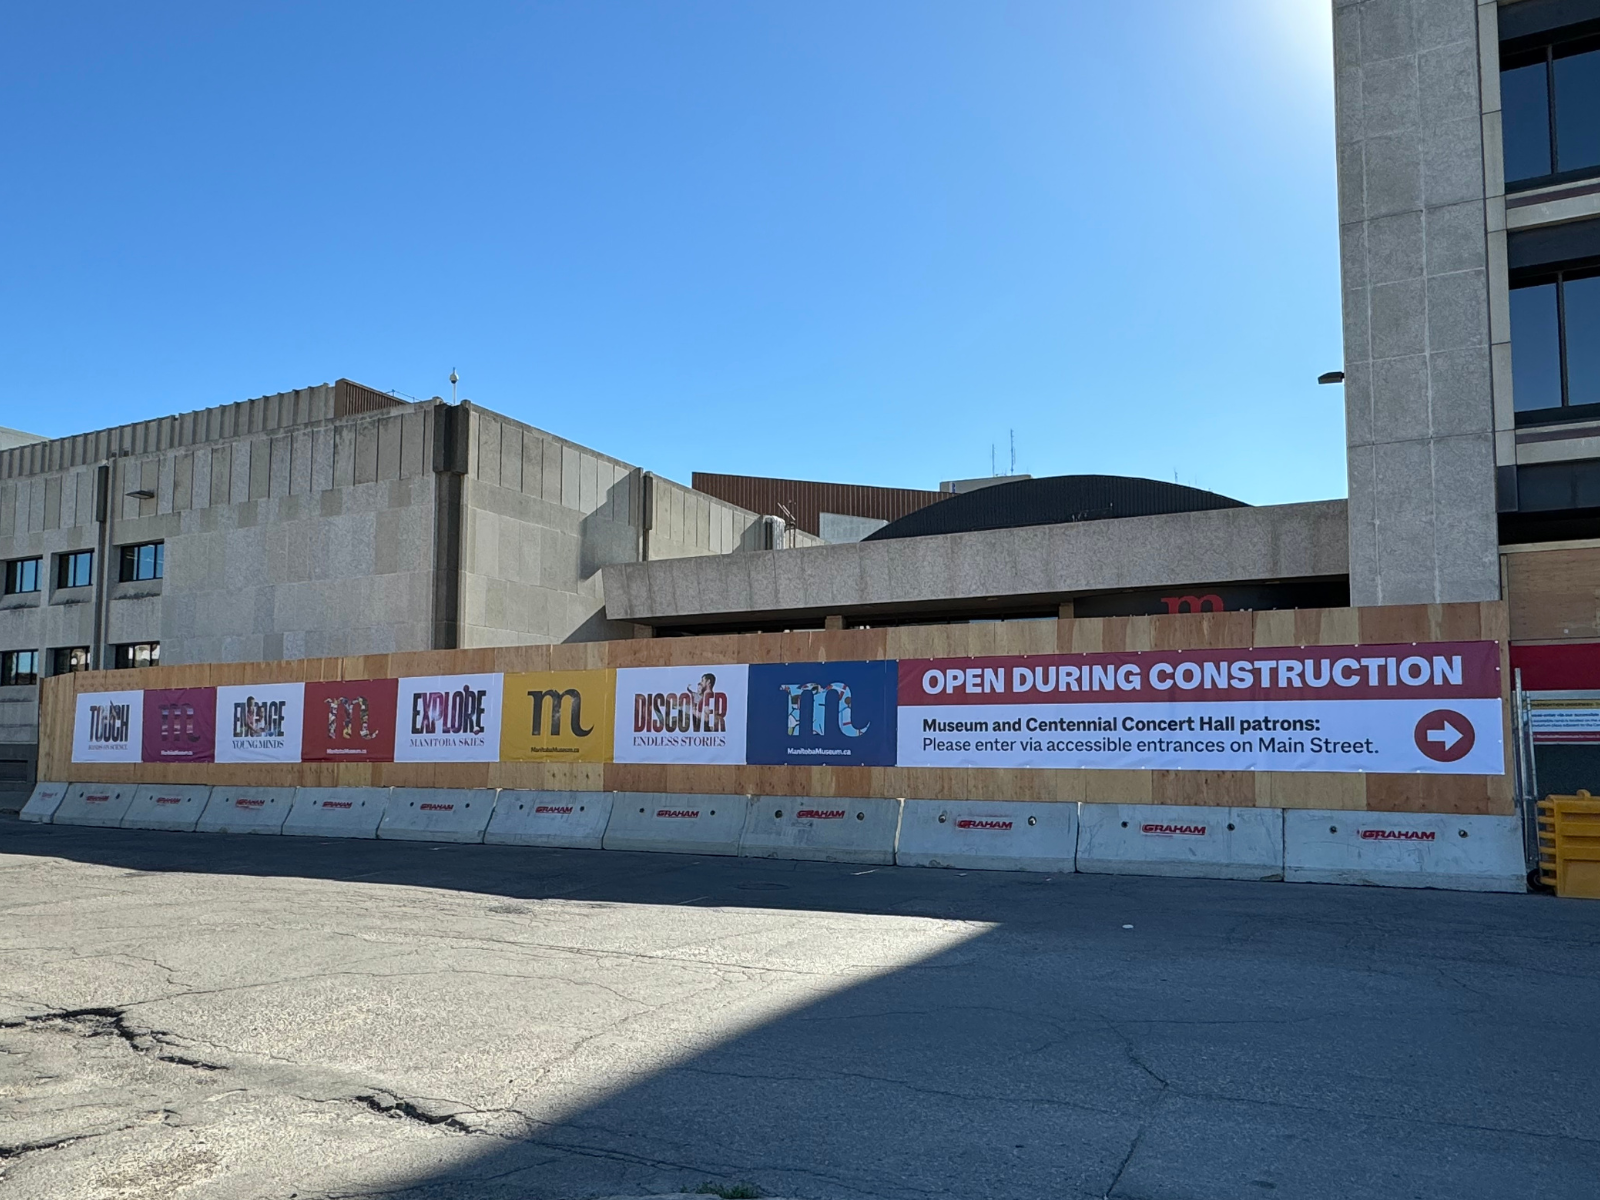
119,541 -> 164,582
4,558 -> 41,595
1501,31 -> 1600,189
51,646 -> 91,675
112,642 -> 160,670
56,550 -> 93,589
1511,268 -> 1600,419
1,650 -> 39,686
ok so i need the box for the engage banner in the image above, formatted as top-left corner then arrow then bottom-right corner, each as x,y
395,673 -> 503,763
501,670 -> 614,762
897,642 -> 1505,775
215,682 -> 305,763
614,664 -> 749,764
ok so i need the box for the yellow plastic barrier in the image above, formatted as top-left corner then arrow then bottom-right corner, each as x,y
1537,792 -> 1600,900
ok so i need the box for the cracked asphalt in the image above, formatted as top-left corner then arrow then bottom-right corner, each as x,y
1,815 -> 1595,1200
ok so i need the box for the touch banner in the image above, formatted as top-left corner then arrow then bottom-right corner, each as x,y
142,688 -> 217,763
614,664 -> 749,764
302,678 -> 398,762
501,670 -> 614,763
897,642 -> 1505,775
394,673 -> 503,763
71,690 -> 144,763
215,682 -> 305,763
746,660 -> 898,766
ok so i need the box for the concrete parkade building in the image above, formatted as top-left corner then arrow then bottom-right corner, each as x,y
0,381 -> 812,805
7,0 -> 1600,860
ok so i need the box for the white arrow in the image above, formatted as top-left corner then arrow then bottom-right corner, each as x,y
1427,722 -> 1463,751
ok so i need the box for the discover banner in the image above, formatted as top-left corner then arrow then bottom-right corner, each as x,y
614,664 -> 749,764
897,642 -> 1505,775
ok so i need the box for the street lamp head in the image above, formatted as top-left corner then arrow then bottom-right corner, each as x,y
1317,371 -> 1346,385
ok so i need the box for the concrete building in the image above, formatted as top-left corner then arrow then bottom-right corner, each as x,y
0,379 -> 813,801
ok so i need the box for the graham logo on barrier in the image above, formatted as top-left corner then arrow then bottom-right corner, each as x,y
897,641 -> 1506,775
141,688 -> 216,763
746,660 -> 898,766
215,682 -> 305,763
301,679 -> 398,762
71,689 -> 144,763
395,673 -> 503,762
614,664 -> 749,764
501,670 -> 614,763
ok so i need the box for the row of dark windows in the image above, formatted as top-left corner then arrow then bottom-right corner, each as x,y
2,541 -> 163,596
1503,34 -> 1600,189
0,642 -> 159,686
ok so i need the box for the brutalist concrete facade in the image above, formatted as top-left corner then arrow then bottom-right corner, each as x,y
1335,0 -> 1600,600
0,381 -> 802,802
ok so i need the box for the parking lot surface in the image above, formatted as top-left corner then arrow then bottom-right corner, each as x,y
0,816 -> 1594,1200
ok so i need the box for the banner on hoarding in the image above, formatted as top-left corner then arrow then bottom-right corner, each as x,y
142,688 -> 217,763
302,679 -> 398,762
614,664 -> 749,764
746,660 -> 898,766
1529,698 -> 1600,744
215,682 -> 305,763
501,670 -> 614,762
896,642 -> 1504,775
395,673 -> 503,762
71,689 -> 145,763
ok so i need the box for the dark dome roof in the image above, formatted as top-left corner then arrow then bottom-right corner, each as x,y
864,474 -> 1247,541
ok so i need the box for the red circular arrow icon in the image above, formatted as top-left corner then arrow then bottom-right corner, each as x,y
1414,709 -> 1475,763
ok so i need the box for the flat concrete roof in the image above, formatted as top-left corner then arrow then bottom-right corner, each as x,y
603,498 -> 1349,627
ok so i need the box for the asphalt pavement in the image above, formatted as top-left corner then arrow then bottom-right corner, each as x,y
0,814 -> 1595,1200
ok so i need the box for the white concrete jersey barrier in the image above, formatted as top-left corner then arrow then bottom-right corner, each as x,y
1284,810 -> 1526,892
52,784 -> 136,828
740,797 -> 901,864
282,788 -> 389,839
486,791 -> 613,849
602,794 -> 749,856
197,788 -> 294,835
379,788 -> 494,843
19,782 -> 70,823
896,800 -> 1078,873
1077,804 -> 1284,881
121,785 -> 213,833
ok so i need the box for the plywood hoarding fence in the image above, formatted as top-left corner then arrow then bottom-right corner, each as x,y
38,602 -> 1514,815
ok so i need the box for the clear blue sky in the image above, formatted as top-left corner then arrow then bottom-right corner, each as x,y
2,1 -> 1342,505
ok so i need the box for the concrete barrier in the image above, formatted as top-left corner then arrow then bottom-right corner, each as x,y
740,797 -> 900,864
601,794 -> 749,856
1284,810 -> 1527,892
197,788 -> 294,835
485,790 -> 613,849
378,788 -> 495,843
895,800 -> 1078,873
121,785 -> 213,833
1076,804 -> 1284,881
19,782 -> 70,823
52,784 -> 136,828
282,787 -> 389,839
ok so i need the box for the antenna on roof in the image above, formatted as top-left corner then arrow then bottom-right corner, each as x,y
450,369 -> 459,404
1009,430 -> 1016,475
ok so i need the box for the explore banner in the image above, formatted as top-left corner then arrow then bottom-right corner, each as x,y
896,642 -> 1505,775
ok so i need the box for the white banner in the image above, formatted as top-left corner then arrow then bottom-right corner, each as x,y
71,690 -> 144,763
614,664 -> 749,764
897,699 -> 1506,774
214,683 -> 305,763
393,673 -> 503,762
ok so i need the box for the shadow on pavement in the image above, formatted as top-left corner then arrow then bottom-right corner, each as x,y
3,819 -> 1595,1200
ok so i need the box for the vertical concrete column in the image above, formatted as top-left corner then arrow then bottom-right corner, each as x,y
1334,0 -> 1501,605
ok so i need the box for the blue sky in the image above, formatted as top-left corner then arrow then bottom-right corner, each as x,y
1,1 -> 1341,504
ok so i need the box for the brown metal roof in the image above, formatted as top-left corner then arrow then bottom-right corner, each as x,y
691,472 -> 945,537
